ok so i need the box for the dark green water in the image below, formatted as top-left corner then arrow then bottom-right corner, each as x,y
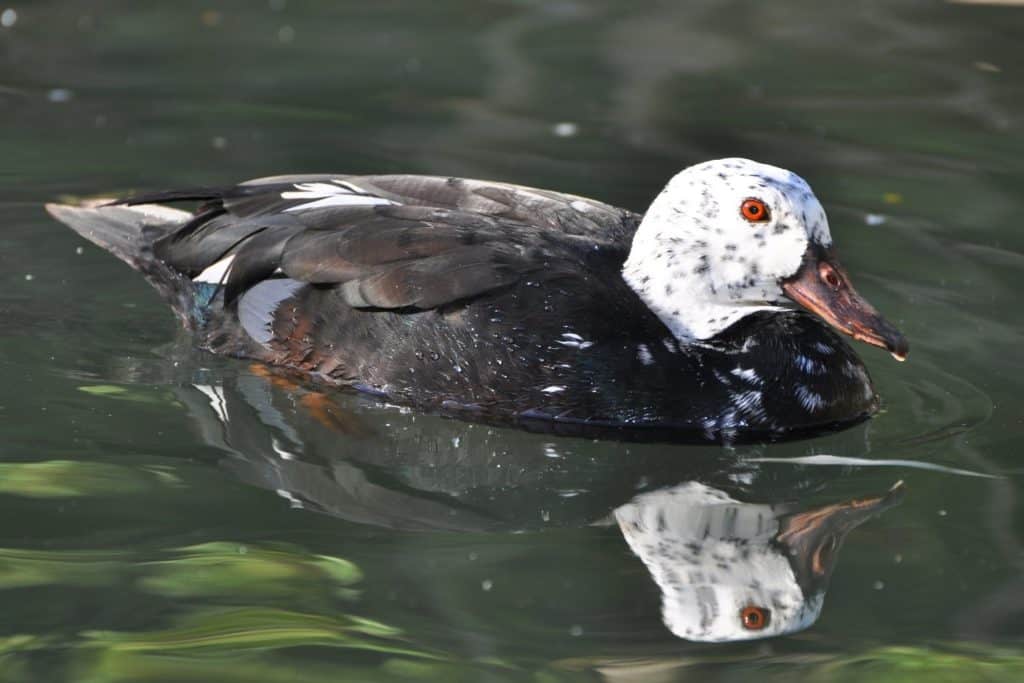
3,1 -> 1024,680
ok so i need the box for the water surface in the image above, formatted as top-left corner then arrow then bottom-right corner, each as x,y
2,1 -> 1023,680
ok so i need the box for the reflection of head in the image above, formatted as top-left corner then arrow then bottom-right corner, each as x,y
615,481 -> 902,642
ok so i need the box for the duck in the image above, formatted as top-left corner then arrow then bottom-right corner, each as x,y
46,158 -> 908,442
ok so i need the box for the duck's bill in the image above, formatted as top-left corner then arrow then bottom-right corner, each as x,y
776,480 -> 906,595
781,245 -> 909,361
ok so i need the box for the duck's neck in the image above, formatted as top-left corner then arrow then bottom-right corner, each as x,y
622,210 -> 780,343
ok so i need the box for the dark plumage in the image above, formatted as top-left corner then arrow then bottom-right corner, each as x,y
46,165 -> 894,442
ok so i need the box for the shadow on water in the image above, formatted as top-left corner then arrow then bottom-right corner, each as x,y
177,365 -> 911,642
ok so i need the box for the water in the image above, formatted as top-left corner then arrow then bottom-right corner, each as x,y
2,0 -> 1024,680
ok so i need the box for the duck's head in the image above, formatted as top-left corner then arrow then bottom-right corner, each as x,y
623,158 -> 908,360
615,480 -> 905,642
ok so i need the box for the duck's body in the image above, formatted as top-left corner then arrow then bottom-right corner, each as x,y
47,161 -> 906,441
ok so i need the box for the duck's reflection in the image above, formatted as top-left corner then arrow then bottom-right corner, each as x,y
176,369 -> 904,642
616,480 -> 903,642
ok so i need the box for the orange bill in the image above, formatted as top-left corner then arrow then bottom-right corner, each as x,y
781,244 -> 909,361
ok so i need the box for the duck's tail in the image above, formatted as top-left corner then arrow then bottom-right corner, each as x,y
45,200 -> 201,329
44,199 -> 189,266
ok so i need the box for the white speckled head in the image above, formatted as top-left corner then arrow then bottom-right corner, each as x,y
623,158 -> 833,341
615,482 -> 821,642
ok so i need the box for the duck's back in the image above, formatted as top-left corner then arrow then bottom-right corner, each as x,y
137,174 -> 635,347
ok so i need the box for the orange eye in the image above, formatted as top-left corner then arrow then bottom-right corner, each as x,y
740,606 -> 771,631
740,198 -> 770,223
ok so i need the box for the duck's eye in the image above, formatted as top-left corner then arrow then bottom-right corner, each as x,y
740,198 -> 771,223
740,606 -> 771,631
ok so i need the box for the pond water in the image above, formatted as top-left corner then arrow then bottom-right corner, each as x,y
2,1 -> 1024,680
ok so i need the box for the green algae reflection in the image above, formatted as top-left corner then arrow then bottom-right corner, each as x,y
0,460 -> 180,499
0,548 -> 128,589
81,607 -> 433,658
139,542 -> 362,600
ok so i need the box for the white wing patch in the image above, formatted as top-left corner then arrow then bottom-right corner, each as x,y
194,255 -> 236,284
281,180 -> 397,213
238,278 -> 306,344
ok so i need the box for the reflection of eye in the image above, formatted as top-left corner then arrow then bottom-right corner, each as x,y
740,606 -> 771,631
740,198 -> 771,223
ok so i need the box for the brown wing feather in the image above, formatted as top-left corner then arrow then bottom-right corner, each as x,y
233,174 -> 639,246
338,245 -> 527,309
278,213 -> 494,284
144,174 -> 636,316
347,176 -> 636,243
277,206 -> 536,309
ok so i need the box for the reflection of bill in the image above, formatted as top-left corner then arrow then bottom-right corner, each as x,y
615,481 -> 904,642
